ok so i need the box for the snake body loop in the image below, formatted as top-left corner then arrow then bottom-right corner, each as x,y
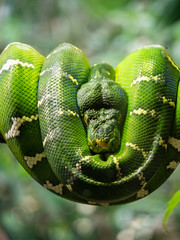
0,42 -> 180,205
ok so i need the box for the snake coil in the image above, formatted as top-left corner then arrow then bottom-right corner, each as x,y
0,42 -> 180,206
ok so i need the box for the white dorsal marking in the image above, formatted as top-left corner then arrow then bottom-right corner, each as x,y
131,75 -> 162,86
130,108 -> 156,117
168,137 -> 180,151
24,152 -> 46,168
43,181 -> 63,194
5,114 -> 38,139
0,59 -> 34,74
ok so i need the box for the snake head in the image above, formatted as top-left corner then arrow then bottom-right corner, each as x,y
83,108 -> 121,153
77,63 -> 127,154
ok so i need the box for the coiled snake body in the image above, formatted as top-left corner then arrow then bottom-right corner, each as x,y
0,42 -> 180,206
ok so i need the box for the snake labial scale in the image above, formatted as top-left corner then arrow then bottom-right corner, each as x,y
0,42 -> 180,206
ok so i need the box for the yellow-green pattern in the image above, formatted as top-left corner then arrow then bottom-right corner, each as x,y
0,42 -> 180,206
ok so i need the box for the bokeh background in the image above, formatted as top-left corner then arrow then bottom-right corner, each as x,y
0,0 -> 180,239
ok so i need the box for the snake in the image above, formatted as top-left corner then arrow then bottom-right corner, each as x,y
0,42 -> 180,206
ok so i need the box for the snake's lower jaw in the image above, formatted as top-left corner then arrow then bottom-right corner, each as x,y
87,124 -> 121,153
88,135 -> 120,153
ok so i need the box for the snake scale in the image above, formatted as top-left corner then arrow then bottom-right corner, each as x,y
0,42 -> 180,206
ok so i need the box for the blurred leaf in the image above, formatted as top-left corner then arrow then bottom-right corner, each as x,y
163,190 -> 180,231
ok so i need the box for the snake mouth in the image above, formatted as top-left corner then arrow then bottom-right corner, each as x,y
96,139 -> 110,149
89,138 -> 111,153
88,132 -> 120,154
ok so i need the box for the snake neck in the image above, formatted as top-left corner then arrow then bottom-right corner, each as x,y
87,63 -> 115,82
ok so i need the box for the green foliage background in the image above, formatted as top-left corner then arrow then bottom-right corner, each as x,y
0,0 -> 180,239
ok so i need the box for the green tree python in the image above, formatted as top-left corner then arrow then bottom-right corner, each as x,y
0,42 -> 180,206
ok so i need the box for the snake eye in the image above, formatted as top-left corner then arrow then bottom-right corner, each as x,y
84,114 -> 89,125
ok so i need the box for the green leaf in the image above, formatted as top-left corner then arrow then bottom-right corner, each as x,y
163,190 -> 180,231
